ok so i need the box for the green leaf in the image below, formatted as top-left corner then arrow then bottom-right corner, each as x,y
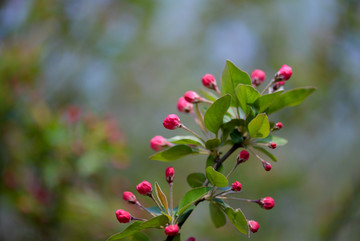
248,113 -> 270,138
107,216 -> 169,240
146,206 -> 162,215
129,232 -> 150,241
209,202 -> 227,228
187,173 -> 206,188
253,91 -> 283,113
229,129 -> 244,144
205,138 -> 221,150
206,166 -> 228,188
221,60 -> 252,108
221,119 -> 245,141
253,146 -> 277,162
194,103 -> 206,132
204,95 -> 232,134
149,145 -> 198,162
224,207 -> 249,236
266,87 -> 316,114
256,135 -> 288,146
177,187 -> 211,217
166,135 -> 204,146
235,84 -> 261,114
155,182 -> 169,214
172,234 -> 181,241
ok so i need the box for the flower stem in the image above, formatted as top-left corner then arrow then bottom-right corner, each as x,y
149,193 -> 163,213
169,182 -> 173,222
261,78 -> 275,95
181,124 -> 205,143
136,201 -> 156,217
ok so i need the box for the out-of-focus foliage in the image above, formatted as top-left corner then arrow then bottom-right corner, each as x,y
0,45 -> 129,240
0,0 -> 359,240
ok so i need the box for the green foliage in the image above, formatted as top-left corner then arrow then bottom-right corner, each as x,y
254,91 -> 283,112
206,167 -> 228,188
205,138 -> 221,150
155,183 -> 169,214
256,135 -> 288,146
253,146 -> 278,162
149,145 -> 199,162
266,87 -> 316,114
177,187 -> 212,217
108,215 -> 169,241
129,232 -> 150,241
209,202 -> 227,228
187,173 -> 206,188
204,94 -> 232,134
248,113 -> 270,138
224,208 -> 249,236
221,60 -> 252,108
166,136 -> 204,146
235,84 -> 261,115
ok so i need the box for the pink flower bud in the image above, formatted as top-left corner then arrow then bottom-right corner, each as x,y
248,220 -> 259,233
231,181 -> 242,192
275,122 -> 283,129
269,142 -> 277,149
163,114 -> 181,130
237,150 -> 250,163
66,105 -> 82,123
272,81 -> 286,91
184,91 -> 202,103
201,74 -> 217,90
186,238 -> 196,241
177,97 -> 193,113
115,209 -> 131,223
150,136 -> 170,151
122,191 -> 137,204
251,69 -> 266,86
164,224 -> 179,236
263,162 -> 272,171
258,197 -> 275,210
276,64 -> 292,81
136,181 -> 152,195
165,167 -> 175,183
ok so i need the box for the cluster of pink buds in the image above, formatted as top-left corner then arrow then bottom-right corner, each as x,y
115,167 -> 181,237
250,64 -> 292,93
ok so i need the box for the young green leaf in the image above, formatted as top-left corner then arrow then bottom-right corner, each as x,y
206,166 -> 228,188
209,202 -> 227,228
129,232 -> 150,241
187,173 -> 206,188
146,206 -> 162,215
177,187 -> 212,217
224,207 -> 249,236
253,91 -> 283,113
253,146 -> 277,162
204,94 -> 231,134
167,135 -> 204,146
107,215 -> 169,240
149,145 -> 198,162
221,119 -> 245,141
256,135 -> 288,146
206,155 -> 223,173
205,138 -> 221,150
266,87 -> 316,114
221,60 -> 252,107
155,182 -> 169,214
177,206 -> 195,226
248,113 -> 270,138
235,84 -> 261,115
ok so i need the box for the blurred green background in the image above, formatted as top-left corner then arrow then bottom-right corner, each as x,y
1,0 -> 359,240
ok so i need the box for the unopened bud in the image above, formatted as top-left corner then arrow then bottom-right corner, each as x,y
177,97 -> 193,113
269,142 -> 277,149
251,69 -> 266,86
165,167 -> 175,183
248,220 -> 259,233
258,197 -> 275,210
275,122 -> 283,130
231,181 -> 242,192
163,114 -> 181,130
263,162 -> 272,171
186,238 -> 196,241
136,181 -> 152,195
150,136 -> 170,151
115,209 -> 132,223
237,150 -> 250,164
122,191 -> 137,204
201,74 -> 217,90
273,81 -> 285,91
164,224 -> 179,236
275,65 -> 292,81
184,91 -> 202,104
